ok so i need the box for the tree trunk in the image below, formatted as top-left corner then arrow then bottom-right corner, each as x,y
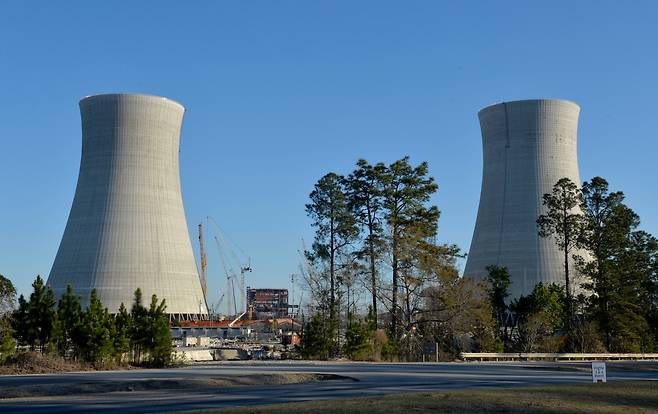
404,283 -> 412,329
563,204 -> 572,303
366,201 -> 378,327
391,228 -> 399,340
563,203 -> 573,351
368,233 -> 378,326
329,214 -> 336,342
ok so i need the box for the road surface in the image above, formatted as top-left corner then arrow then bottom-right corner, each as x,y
1,360 -> 657,413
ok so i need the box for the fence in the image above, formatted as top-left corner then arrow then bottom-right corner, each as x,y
460,352 -> 658,361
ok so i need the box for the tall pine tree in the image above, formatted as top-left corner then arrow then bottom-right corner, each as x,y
57,284 -> 82,358
306,172 -> 358,353
380,157 -> 438,340
346,159 -> 386,327
537,177 -> 585,340
579,177 -> 655,351
112,303 -> 131,364
23,275 -> 58,353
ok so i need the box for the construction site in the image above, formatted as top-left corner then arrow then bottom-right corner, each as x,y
172,218 -> 302,362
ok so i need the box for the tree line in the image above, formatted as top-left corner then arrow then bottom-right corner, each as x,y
300,158 -> 658,360
0,275 -> 172,367
300,157 -> 497,360
511,176 -> 658,353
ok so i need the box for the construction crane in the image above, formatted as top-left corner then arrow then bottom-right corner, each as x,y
214,235 -> 238,316
198,224 -> 208,301
207,216 -> 252,317
208,293 -> 225,317
240,265 -> 252,314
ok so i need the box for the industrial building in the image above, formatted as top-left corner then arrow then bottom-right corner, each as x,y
247,288 -> 289,319
47,93 -> 208,320
463,99 -> 583,299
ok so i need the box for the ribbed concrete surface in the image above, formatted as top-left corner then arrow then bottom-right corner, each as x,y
47,94 -> 208,318
464,99 -> 583,299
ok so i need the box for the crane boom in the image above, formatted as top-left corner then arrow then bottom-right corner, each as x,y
208,216 -> 253,316
214,235 -> 234,315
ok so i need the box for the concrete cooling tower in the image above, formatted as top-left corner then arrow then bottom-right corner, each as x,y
463,99 -> 582,299
47,93 -> 208,320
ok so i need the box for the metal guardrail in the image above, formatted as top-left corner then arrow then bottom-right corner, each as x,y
460,352 -> 658,361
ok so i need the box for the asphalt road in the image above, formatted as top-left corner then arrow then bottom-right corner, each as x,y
1,361 -> 657,413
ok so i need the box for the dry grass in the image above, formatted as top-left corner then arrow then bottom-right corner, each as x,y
202,381 -> 658,414
0,352 -> 127,375
0,373 -> 348,399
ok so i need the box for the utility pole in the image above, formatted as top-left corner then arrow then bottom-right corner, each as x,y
290,273 -> 295,318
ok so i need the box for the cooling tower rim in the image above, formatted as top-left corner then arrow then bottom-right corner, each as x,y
478,98 -> 580,116
79,93 -> 185,111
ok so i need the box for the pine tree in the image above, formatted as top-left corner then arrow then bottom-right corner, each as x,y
112,303 -> 131,364
299,314 -> 331,360
635,232 -> 658,348
380,157 -> 439,340
579,177 -> 655,351
23,275 -> 58,353
146,294 -> 172,367
77,289 -> 113,364
57,284 -> 82,358
485,265 -> 511,344
12,294 -> 30,348
346,160 -> 386,327
537,178 -> 585,338
129,288 -> 148,364
344,313 -> 373,360
306,172 -> 358,354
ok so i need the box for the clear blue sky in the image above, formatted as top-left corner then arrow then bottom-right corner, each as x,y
1,2 -> 657,305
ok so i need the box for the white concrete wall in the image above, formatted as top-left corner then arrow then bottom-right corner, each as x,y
174,348 -> 214,362
464,99 -> 583,298
47,94 -> 208,317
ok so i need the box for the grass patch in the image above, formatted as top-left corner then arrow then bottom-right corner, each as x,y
0,351 -> 133,375
0,373 -> 353,399
199,381 -> 658,414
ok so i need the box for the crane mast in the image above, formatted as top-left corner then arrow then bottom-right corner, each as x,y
198,224 -> 208,301
240,265 -> 252,313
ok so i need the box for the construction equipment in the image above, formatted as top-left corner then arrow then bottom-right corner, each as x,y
214,235 -> 237,316
208,216 -> 252,317
240,265 -> 252,313
208,293 -> 225,317
229,310 -> 248,327
198,224 -> 208,301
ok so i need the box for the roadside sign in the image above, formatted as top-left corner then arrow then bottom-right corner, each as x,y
422,342 -> 435,355
592,361 -> 607,383
422,342 -> 439,362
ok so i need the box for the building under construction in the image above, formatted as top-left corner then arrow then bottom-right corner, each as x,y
247,288 -> 289,319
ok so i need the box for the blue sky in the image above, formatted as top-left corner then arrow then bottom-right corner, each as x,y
1,1 -> 657,306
